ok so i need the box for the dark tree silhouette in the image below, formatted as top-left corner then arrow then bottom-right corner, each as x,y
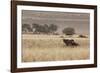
32,23 -> 44,33
22,24 -> 32,32
62,27 -> 75,36
32,23 -> 40,29
23,23 -> 58,34
32,23 -> 58,34
49,24 -> 58,34
43,24 -> 50,33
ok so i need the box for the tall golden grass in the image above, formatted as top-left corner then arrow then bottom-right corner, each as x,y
22,34 -> 90,62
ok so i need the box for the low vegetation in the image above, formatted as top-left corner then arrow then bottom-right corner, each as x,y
22,34 -> 89,62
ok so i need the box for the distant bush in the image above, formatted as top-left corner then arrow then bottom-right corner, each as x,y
60,35 -> 64,38
78,35 -> 87,38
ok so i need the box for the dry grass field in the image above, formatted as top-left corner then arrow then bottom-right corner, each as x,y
22,34 -> 90,62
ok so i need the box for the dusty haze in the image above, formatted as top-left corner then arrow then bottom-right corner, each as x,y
22,10 -> 90,35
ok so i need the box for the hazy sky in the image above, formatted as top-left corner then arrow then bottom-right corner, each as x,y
22,10 -> 90,35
